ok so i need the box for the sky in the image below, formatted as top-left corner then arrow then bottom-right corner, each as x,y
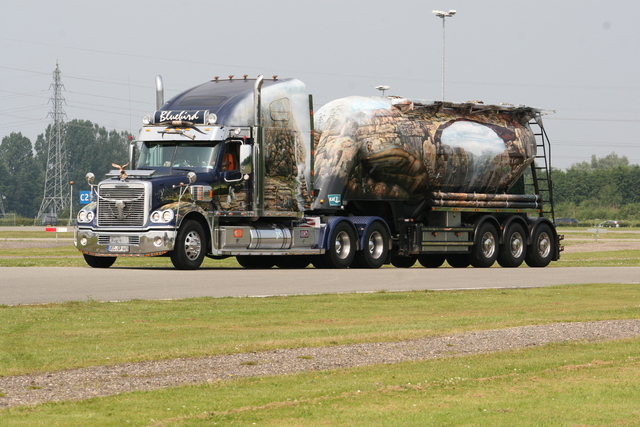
1,0 -> 639,170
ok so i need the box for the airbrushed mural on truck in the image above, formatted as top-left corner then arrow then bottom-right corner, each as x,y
75,76 -> 562,271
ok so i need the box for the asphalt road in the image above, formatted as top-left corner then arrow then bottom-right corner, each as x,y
1,266 -> 639,305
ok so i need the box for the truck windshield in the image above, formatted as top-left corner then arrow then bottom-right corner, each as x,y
137,142 -> 220,171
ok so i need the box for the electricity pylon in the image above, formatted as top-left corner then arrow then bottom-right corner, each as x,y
37,61 -> 69,220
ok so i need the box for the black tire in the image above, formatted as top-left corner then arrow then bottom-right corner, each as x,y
170,220 -> 206,270
446,254 -> 470,268
322,221 -> 356,268
525,223 -> 554,268
418,254 -> 446,268
390,255 -> 416,268
275,255 -> 310,269
497,223 -> 527,268
236,255 -> 275,269
353,222 -> 389,269
470,222 -> 499,268
83,254 -> 116,268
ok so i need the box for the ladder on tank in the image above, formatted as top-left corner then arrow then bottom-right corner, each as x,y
528,116 -> 555,221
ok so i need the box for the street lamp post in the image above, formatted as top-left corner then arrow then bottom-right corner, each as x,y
432,9 -> 456,101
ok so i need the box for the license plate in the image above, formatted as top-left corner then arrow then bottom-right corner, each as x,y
108,245 -> 129,253
109,236 -> 129,244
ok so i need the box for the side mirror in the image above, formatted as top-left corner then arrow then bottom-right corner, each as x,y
239,144 -> 252,174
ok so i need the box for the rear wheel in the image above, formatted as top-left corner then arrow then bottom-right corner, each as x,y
525,223 -> 554,267
83,254 -> 116,268
322,221 -> 356,268
170,220 -> 206,270
470,222 -> 499,268
353,222 -> 389,269
497,223 -> 527,267
418,254 -> 446,268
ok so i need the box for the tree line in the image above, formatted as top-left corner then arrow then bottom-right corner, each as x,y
0,120 -> 130,219
551,153 -> 640,225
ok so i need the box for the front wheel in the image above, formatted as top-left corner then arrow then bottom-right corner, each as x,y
353,222 -> 389,269
470,222 -> 499,268
170,220 -> 206,270
83,254 -> 116,268
525,223 -> 554,268
322,221 -> 356,268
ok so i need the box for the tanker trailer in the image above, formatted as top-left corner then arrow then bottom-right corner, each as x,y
311,96 -> 562,268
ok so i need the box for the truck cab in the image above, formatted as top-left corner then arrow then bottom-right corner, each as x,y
75,76 -> 316,269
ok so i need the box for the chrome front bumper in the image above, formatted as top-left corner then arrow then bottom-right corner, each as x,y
74,228 -> 177,256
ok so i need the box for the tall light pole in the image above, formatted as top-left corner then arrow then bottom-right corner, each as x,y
432,9 -> 456,101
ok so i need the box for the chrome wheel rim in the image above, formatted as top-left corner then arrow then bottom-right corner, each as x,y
510,232 -> 524,258
368,231 -> 384,259
536,232 -> 551,258
481,231 -> 496,259
184,230 -> 202,261
335,231 -> 352,260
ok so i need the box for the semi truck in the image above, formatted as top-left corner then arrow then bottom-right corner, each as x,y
74,75 -> 562,270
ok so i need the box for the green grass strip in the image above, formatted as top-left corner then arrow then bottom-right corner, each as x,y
2,339 -> 639,426
1,284 -> 639,376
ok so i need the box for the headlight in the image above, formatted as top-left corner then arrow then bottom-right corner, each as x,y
77,210 -> 95,223
151,210 -> 174,223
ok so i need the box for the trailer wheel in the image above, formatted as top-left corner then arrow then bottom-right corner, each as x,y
470,222 -> 499,268
236,255 -> 276,269
390,255 -> 416,268
323,221 -> 356,268
83,254 -> 116,268
353,222 -> 388,269
170,220 -> 205,270
418,254 -> 445,268
446,254 -> 470,268
525,223 -> 554,268
497,223 -> 527,268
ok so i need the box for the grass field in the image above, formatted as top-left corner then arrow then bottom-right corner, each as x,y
1,228 -> 640,425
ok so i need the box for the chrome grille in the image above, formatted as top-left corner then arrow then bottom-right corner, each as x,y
97,185 -> 147,227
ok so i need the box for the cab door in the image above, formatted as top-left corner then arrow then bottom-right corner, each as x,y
212,140 -> 250,212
